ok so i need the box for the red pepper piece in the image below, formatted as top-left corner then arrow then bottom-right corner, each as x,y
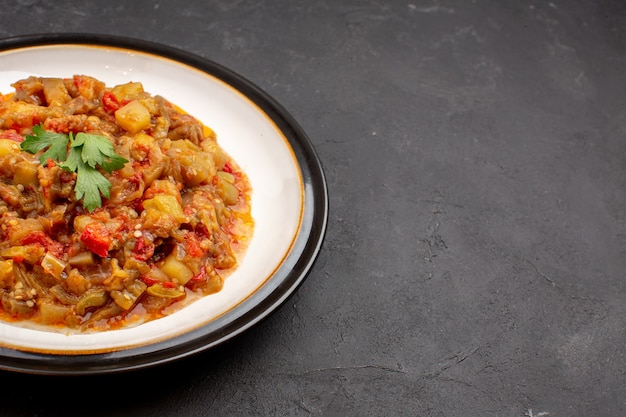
20,231 -> 65,258
141,275 -> 159,286
80,223 -> 111,257
183,232 -> 204,258
0,130 -> 23,142
102,91 -> 121,113
132,237 -> 155,261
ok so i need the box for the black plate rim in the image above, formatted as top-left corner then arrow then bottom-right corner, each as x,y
0,33 -> 328,375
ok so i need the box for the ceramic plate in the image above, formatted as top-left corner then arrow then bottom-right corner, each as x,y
0,34 -> 327,375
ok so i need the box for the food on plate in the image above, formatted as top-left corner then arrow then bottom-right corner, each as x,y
0,75 -> 253,332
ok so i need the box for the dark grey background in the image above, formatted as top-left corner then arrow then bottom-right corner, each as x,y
0,0 -> 624,416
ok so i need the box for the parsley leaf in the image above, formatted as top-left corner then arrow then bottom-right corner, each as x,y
59,145 -> 82,172
100,154 -> 128,173
73,158 -> 113,213
20,125 -> 129,212
21,125 -> 69,165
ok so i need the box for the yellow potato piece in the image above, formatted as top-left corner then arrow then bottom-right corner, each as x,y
160,255 -> 194,285
115,100 -> 151,133
143,194 -> 187,223
0,139 -> 21,156
111,82 -> 144,102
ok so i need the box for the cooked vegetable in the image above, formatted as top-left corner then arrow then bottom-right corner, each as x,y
160,255 -> 194,285
146,283 -> 185,299
39,302 -> 72,325
0,139 -> 21,156
115,100 -> 151,133
40,252 -> 67,279
0,260 -> 14,288
0,75 -> 253,332
76,289 -> 109,316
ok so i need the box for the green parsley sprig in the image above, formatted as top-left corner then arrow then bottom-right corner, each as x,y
21,125 -> 129,212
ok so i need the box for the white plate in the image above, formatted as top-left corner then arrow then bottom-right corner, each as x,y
0,34 -> 328,374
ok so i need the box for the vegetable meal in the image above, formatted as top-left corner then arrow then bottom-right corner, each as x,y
0,75 -> 253,332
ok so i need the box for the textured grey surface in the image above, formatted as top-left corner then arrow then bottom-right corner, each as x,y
0,0 -> 625,416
